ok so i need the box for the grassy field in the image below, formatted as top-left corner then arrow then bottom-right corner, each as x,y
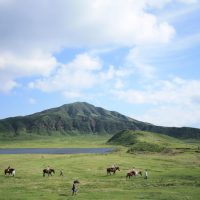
0,135 -> 200,200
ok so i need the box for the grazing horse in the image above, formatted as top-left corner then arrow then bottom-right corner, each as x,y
43,168 -> 55,177
5,168 -> 16,176
126,170 -> 142,179
107,166 -> 120,175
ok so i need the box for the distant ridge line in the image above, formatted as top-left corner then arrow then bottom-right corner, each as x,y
0,102 -> 199,139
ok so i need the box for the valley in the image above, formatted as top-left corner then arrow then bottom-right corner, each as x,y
0,134 -> 199,200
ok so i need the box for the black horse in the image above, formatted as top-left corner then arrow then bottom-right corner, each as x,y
107,166 -> 120,175
43,168 -> 55,177
5,168 -> 15,176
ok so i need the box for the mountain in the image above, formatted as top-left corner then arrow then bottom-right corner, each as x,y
0,102 -> 200,138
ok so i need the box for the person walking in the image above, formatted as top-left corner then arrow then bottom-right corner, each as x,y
72,182 -> 76,195
144,169 -> 148,179
60,169 -> 64,176
72,180 -> 79,195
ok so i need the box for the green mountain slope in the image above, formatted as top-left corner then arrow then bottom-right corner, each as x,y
0,102 -> 144,137
107,130 -> 198,152
0,102 -> 200,138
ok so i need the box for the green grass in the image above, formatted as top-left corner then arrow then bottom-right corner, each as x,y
0,135 -> 111,148
108,130 -> 200,153
0,135 -> 200,200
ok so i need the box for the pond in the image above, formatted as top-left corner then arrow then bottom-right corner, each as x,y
0,148 -> 113,154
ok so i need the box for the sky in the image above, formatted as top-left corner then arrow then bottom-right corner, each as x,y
0,0 -> 200,128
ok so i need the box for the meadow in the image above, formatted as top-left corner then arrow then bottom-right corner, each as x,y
0,135 -> 199,200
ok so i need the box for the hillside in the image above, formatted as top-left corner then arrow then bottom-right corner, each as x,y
107,130 -> 198,153
0,102 -> 200,138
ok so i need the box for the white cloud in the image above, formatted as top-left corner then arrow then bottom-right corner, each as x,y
114,79 -> 124,90
146,0 -> 199,8
0,50 -> 57,92
0,0 -> 175,52
178,0 -> 199,4
67,53 -> 101,71
0,51 -> 57,77
126,47 -> 156,78
29,53 -> 134,97
113,77 -> 200,105
136,104 -> 200,128
0,0 -> 178,93
29,53 -> 102,92
0,0 -> 199,129
125,30 -> 200,81
0,78 -> 18,93
114,77 -> 200,127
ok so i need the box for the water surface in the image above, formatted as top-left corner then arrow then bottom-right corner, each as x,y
0,148 -> 113,154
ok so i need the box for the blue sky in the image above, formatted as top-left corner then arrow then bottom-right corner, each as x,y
0,0 -> 200,128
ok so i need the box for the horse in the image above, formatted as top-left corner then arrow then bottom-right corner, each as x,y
5,168 -> 15,176
107,166 -> 120,175
135,170 -> 142,176
43,168 -> 55,177
126,170 -> 142,179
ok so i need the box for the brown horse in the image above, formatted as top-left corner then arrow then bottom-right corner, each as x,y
107,166 -> 120,175
5,168 -> 15,176
126,171 -> 136,179
126,170 -> 142,179
43,168 -> 55,177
